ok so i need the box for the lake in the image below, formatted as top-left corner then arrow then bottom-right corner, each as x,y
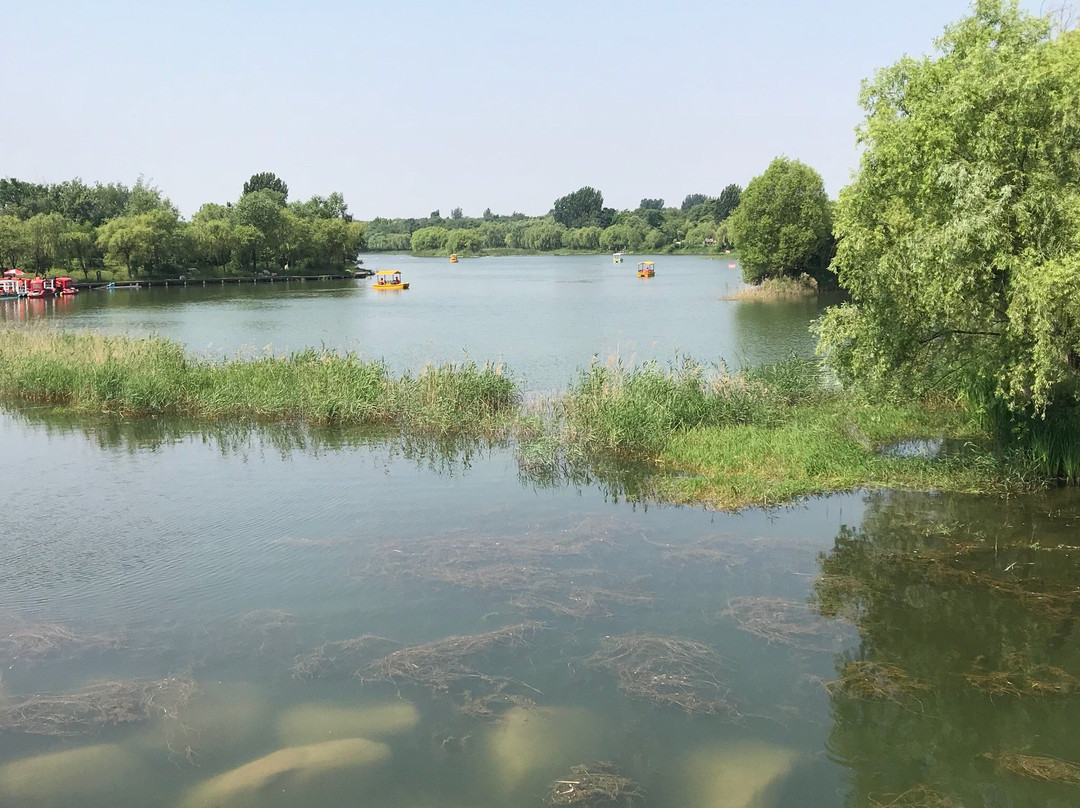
2,256 -> 1079,808
0,255 -> 826,391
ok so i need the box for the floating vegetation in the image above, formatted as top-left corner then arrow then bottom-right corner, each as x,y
237,609 -> 298,633
722,596 -> 852,651
0,622 -> 124,664
867,784 -> 962,807
0,675 -> 196,736
993,751 -> 1080,784
585,634 -> 736,717
361,622 -> 542,694
549,762 -> 642,806
291,635 -> 398,680
825,660 -> 931,704
458,681 -> 537,718
362,523 -> 651,619
964,653 -> 1080,697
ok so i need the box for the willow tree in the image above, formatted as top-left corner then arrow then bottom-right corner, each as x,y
817,1 -> 1080,475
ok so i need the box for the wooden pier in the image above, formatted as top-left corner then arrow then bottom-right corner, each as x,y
73,273 -> 365,291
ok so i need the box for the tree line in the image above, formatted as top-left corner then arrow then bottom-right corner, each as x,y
0,173 -> 365,278
364,184 -> 744,257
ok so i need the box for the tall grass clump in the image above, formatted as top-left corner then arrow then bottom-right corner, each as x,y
978,396 -> 1080,484
560,356 -> 820,456
0,330 -> 518,436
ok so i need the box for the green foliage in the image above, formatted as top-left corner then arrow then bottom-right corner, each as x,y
522,221 -> 564,251
553,186 -> 604,228
681,193 -> 708,211
816,0 -> 1080,476
714,184 -> 742,221
410,226 -> 450,252
243,172 -> 289,202
0,331 -> 517,437
639,198 -> 664,210
729,157 -> 833,284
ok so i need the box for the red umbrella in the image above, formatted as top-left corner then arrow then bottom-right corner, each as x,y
3,268 -> 25,277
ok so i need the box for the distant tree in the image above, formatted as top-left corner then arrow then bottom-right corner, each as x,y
482,207 -> 494,220
243,172 -> 289,202
450,206 -> 463,219
0,215 -> 27,268
553,186 -> 604,228
410,226 -> 450,252
62,220 -> 96,277
97,216 -> 149,278
639,198 -> 664,210
125,176 -> 176,216
24,212 -> 67,272
190,204 -> 239,273
715,183 -> 742,221
522,222 -> 564,251
446,228 -> 484,254
233,189 -> 287,273
728,158 -> 832,284
429,209 -> 441,220
290,192 -> 349,220
681,193 -> 708,211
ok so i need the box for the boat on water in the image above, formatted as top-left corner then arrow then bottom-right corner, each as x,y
449,253 -> 459,263
26,277 -> 57,298
1,278 -> 28,299
55,277 -> 79,295
613,252 -> 623,264
373,270 -> 410,290
636,261 -> 656,278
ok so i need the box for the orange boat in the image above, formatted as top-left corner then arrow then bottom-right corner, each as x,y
373,270 -> 410,290
636,261 -> 656,278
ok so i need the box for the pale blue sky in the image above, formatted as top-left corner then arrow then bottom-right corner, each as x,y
0,0 -> 1040,219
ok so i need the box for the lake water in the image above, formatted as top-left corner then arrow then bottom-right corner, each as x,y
3,257 -> 1080,808
0,255 -> 826,391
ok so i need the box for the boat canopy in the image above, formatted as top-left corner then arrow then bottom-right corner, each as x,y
375,270 -> 401,277
637,261 -> 654,267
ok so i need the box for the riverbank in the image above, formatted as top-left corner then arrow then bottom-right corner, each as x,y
0,330 -> 1046,509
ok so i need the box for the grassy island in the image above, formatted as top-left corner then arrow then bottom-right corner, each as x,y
0,329 -> 1049,510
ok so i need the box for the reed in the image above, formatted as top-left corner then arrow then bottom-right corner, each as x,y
0,330 -> 517,436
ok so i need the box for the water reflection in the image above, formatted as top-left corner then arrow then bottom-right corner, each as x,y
815,490 -> 1080,807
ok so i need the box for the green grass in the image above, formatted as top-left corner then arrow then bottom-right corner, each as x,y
537,356 -> 1039,509
0,330 -> 517,436
0,329 -> 1059,509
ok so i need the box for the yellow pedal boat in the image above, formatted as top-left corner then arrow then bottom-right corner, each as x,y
373,270 -> 410,290
636,260 -> 655,278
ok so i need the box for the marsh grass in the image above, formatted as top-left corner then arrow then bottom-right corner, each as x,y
719,275 -> 819,302
0,330 -> 517,436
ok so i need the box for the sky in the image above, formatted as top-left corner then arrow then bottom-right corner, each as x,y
0,0 -> 1046,220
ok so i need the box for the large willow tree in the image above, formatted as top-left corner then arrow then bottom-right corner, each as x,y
818,1 -> 1080,470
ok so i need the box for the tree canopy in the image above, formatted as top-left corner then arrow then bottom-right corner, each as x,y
817,0 -> 1080,435
242,172 -> 289,202
552,186 -> 604,228
728,158 -> 833,284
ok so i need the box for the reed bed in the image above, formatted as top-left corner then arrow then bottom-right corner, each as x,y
0,675 -> 196,736
549,762 -> 643,806
719,275 -> 819,302
0,330 -> 517,436
585,634 -> 736,717
0,622 -> 124,663
558,357 -> 820,456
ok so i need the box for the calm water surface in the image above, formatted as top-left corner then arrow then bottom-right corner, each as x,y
3,410 -> 1080,808
3,258 -> 1080,807
0,255 -> 827,390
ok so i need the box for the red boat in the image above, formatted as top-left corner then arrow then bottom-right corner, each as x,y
55,277 -> 79,295
26,277 -> 56,299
